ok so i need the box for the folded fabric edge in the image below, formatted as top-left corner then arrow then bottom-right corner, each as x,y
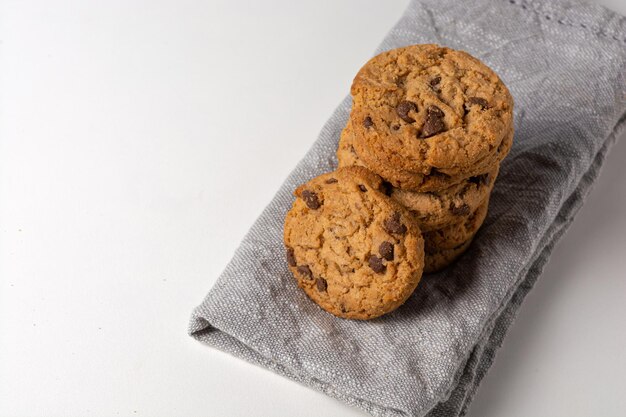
189,318 -> 408,417
455,118 -> 626,416
434,117 -> 625,416
424,111 -> 626,415
438,219 -> 571,417
425,207 -> 577,415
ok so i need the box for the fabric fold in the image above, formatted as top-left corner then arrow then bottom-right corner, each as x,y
190,1 -> 626,416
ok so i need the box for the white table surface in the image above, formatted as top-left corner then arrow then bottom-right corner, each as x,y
1,1 -> 625,416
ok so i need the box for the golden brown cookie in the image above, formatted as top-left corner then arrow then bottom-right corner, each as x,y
283,166 -> 424,320
424,239 -> 473,274
423,199 -> 489,251
339,121 -> 512,192
392,166 -> 497,232
336,123 -> 365,169
349,44 -> 514,190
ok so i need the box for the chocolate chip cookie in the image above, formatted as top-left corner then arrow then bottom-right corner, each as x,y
283,166 -> 424,320
340,119 -> 512,193
424,239 -> 473,274
336,123 -> 366,169
349,44 -> 514,190
423,199 -> 489,251
391,166 -> 497,232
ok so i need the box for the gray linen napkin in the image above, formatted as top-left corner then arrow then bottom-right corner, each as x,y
189,1 -> 626,416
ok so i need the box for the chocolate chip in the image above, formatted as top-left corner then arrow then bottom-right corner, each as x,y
297,265 -> 313,280
379,241 -> 394,261
468,173 -> 490,186
358,185 -> 367,192
430,76 -> 441,86
421,105 -> 445,138
396,100 -> 418,123
368,255 -> 386,274
379,181 -> 393,196
450,202 -> 470,216
465,97 -> 489,110
286,247 -> 297,267
325,178 -> 338,184
391,124 -> 400,131
301,190 -> 321,209
429,168 -> 451,179
316,277 -> 327,292
383,212 -> 407,235
363,116 -> 374,128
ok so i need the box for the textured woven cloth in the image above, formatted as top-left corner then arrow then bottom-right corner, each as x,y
189,1 -> 626,416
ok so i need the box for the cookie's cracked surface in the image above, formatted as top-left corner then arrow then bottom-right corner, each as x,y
283,166 -> 424,320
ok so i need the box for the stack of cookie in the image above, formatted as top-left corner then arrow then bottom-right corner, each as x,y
284,44 -> 513,320
337,44 -> 513,273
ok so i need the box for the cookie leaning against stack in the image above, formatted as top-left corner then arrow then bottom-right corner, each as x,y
338,44 -> 514,273
284,167 -> 424,320
284,44 -> 514,319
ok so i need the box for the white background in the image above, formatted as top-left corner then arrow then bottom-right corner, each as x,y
1,1 -> 625,416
